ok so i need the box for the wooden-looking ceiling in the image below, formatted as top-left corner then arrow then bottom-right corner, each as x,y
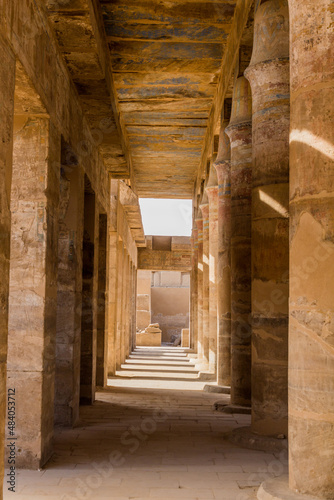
102,0 -> 237,198
45,0 -> 239,199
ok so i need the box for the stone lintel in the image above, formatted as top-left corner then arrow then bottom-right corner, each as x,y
119,181 -> 146,247
138,237 -> 191,272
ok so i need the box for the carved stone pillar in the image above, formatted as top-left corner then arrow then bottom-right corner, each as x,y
107,185 -> 118,377
214,118 -> 232,386
206,165 -> 219,373
190,227 -> 198,351
226,76 -> 252,406
8,118 -> 61,467
199,196 -> 210,368
55,162 -> 84,426
288,0 -> 334,496
80,187 -> 98,406
245,0 -> 289,435
195,217 -> 204,360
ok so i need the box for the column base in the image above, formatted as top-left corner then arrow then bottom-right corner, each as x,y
213,402 -> 251,414
203,384 -> 231,394
198,370 -> 216,382
257,476 -> 319,500
195,359 -> 209,368
223,426 -> 288,453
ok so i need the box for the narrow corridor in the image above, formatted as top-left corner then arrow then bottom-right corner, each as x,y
5,348 -> 288,500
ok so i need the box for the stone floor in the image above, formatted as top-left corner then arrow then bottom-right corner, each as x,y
3,347 -> 288,499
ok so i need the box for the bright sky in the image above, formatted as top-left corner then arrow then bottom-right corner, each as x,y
139,199 -> 192,236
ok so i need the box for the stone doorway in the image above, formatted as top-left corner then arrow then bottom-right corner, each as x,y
136,270 -> 190,347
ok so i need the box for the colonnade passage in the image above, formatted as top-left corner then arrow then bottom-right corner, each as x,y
0,1 -> 333,500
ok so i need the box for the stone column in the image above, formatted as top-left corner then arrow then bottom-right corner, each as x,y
226,76 -> 252,406
245,0 -> 289,435
107,188 -> 118,377
129,263 -> 133,352
127,261 -> 132,356
206,165 -> 219,373
96,213 -> 108,387
121,251 -> 127,364
8,117 -> 60,468
124,253 -> 131,359
190,227 -> 198,351
214,116 -> 232,386
120,245 -> 125,365
125,252 -> 131,360
288,0 -> 334,496
115,240 -> 124,368
190,232 -> 194,349
131,262 -> 137,352
199,196 -> 210,368
55,161 -> 84,426
0,39 -> 15,492
80,185 -> 98,405
195,217 -> 204,359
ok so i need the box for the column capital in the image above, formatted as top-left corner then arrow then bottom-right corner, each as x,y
216,118 -> 231,164
246,0 -> 289,72
206,186 -> 218,209
214,160 -> 231,182
206,159 -> 218,207
199,203 -> 209,220
226,76 -> 252,133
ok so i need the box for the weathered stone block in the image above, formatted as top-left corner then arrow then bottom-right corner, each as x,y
137,310 -> 151,330
136,331 -> 161,347
137,294 -> 150,311
137,270 -> 152,294
6,370 -> 54,469
181,328 -> 190,347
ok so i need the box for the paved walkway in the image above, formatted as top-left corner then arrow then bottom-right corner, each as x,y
4,347 -> 287,499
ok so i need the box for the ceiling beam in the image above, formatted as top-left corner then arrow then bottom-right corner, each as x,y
195,0 -> 254,197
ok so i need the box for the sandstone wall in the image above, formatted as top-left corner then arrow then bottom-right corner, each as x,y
8,117 -> 60,468
138,236 -> 192,272
0,0 -> 141,476
55,162 -> 84,427
151,272 -> 190,343
136,270 -> 152,331
0,33 -> 15,496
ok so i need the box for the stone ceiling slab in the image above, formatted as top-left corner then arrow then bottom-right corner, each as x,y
101,0 -> 237,198
45,0 -> 241,197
